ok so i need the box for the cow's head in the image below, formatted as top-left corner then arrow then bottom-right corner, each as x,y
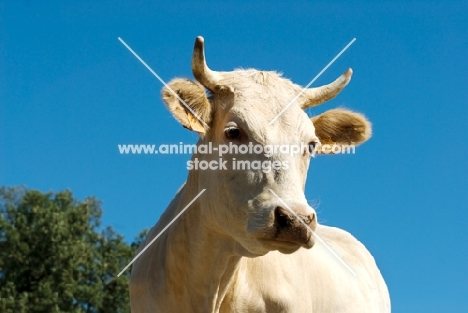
162,37 -> 371,256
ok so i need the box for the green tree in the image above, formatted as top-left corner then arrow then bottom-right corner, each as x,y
0,187 -> 147,313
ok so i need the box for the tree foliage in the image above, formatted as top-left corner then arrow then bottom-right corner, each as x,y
0,187 -> 147,313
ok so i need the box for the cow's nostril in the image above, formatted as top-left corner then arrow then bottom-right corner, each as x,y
274,206 -> 316,228
307,212 -> 316,225
275,206 -> 293,228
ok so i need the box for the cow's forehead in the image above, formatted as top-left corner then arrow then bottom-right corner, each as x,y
217,70 -> 306,114
219,69 -> 301,100
211,69 -> 315,143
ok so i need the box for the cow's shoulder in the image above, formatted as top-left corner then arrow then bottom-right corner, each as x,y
314,224 -> 380,275
221,225 -> 390,312
314,224 -> 391,312
316,225 -> 371,258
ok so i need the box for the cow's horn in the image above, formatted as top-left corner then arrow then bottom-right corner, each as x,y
192,36 -> 223,92
301,68 -> 353,109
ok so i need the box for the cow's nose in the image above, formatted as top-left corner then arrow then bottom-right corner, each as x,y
274,205 -> 316,248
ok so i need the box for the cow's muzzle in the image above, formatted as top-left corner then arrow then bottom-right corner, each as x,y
274,205 -> 317,248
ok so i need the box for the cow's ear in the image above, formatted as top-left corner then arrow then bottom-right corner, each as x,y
311,108 -> 372,147
162,78 -> 211,134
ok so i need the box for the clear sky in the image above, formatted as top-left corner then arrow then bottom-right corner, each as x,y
1,0 -> 467,311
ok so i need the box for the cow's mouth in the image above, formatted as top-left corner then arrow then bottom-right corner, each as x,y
259,236 -> 315,254
274,230 -> 315,248
257,219 -> 316,253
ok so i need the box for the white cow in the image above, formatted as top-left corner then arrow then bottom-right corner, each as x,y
130,37 -> 390,312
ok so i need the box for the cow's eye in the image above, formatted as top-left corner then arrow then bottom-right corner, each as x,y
308,141 -> 318,157
225,127 -> 241,140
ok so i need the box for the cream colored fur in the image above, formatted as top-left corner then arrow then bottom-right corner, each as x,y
311,109 -> 372,145
130,68 -> 390,312
162,78 -> 211,134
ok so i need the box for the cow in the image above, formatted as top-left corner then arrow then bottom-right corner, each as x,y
129,36 -> 390,312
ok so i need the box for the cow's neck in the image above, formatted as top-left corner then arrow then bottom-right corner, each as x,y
162,168 -> 241,312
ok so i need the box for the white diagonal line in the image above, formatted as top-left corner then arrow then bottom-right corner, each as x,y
117,189 -> 206,277
268,38 -> 356,125
268,189 -> 357,276
118,37 -> 209,128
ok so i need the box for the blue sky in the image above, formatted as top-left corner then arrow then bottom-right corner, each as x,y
1,0 -> 467,311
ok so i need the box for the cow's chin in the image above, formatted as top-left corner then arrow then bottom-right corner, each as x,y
234,237 -> 315,257
233,240 -> 271,257
260,238 -> 315,254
